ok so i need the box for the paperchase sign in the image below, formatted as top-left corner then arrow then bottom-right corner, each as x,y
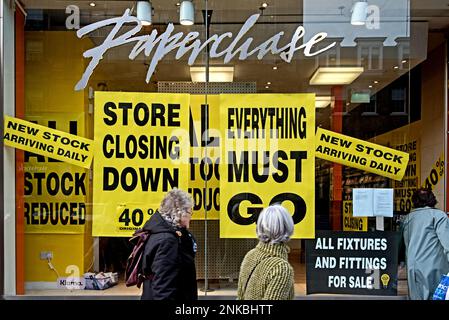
305,231 -> 400,295
75,10 -> 336,90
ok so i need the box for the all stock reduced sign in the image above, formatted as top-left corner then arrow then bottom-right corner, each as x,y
305,231 -> 400,295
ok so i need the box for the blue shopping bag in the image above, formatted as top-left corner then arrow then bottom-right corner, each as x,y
432,273 -> 449,300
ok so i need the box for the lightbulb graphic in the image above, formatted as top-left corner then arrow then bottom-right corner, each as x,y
381,274 -> 390,288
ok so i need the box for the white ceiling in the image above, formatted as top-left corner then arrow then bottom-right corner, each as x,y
21,0 -> 449,28
20,0 -> 449,124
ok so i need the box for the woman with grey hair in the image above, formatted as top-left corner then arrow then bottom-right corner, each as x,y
237,204 -> 295,300
141,188 -> 198,300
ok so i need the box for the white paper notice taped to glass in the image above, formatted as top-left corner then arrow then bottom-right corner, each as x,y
353,188 -> 393,217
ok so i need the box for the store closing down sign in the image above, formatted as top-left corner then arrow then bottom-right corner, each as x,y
343,201 -> 367,232
92,92 -> 189,236
3,116 -> 93,169
305,231 -> 399,295
315,128 -> 409,181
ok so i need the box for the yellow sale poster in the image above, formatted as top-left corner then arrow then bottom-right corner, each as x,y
373,121 -> 421,213
342,201 -> 367,232
316,128 -> 409,181
22,113 -> 88,234
189,95 -> 220,220
93,92 -> 190,236
219,94 -> 315,238
4,116 -> 93,168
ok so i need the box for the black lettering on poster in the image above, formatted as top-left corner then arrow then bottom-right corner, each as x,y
227,192 -> 306,226
188,103 -> 221,213
23,119 -> 88,227
226,107 -> 307,139
101,101 -> 183,193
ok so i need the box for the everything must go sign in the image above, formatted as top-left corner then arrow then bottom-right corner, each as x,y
305,231 -> 400,295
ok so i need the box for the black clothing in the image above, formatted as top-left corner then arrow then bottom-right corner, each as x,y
141,212 -> 198,300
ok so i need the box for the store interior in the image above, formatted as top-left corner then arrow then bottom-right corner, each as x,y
17,0 -> 449,297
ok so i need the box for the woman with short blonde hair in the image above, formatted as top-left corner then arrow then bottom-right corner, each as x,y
237,204 -> 295,300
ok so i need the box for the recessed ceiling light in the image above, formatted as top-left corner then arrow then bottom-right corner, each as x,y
176,2 -> 181,6
394,66 -> 399,69
346,102 -> 350,106
272,66 -> 278,70
374,80 -> 379,84
265,85 -> 270,89
309,67 -> 364,85
89,2 -> 96,7
267,81 -> 271,85
190,66 -> 234,82
369,85 -> 373,88
315,96 -> 332,109
262,3 -> 269,8
402,59 -> 407,64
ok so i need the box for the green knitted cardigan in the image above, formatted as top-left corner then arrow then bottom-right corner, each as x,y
237,241 -> 294,300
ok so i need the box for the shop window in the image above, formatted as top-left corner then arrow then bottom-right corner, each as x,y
314,42 -> 341,67
390,88 -> 408,115
357,42 -> 384,72
361,93 -> 378,116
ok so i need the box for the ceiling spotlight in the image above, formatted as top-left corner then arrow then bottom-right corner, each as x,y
369,85 -> 373,88
176,2 -> 181,6
272,66 -> 278,70
262,3 -> 269,8
402,59 -> 407,64
373,80 -> 379,84
89,2 -> 96,7
394,65 -> 399,69
265,85 -> 270,89
351,1 -> 368,26
180,0 -> 195,26
137,1 -> 152,26
267,82 -> 271,85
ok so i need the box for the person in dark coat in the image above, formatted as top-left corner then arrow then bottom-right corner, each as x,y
141,188 -> 198,300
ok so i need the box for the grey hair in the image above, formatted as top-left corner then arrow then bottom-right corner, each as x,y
159,188 -> 193,228
256,205 -> 294,244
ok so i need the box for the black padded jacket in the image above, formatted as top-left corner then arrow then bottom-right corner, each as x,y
141,211 -> 198,300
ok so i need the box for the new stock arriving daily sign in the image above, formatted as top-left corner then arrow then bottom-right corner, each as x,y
3,116 -> 93,169
315,128 -> 409,181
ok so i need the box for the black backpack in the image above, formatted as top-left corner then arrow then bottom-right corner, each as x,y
124,229 -> 151,288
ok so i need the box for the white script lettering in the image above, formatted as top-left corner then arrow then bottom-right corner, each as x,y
75,9 -> 336,91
